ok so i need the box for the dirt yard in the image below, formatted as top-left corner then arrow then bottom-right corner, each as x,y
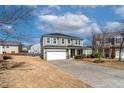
0,56 -> 90,88
77,58 -> 124,70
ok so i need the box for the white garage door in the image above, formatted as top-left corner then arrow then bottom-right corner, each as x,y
115,51 -> 124,59
47,51 -> 66,60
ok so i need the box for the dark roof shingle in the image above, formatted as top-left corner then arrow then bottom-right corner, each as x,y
43,33 -> 83,40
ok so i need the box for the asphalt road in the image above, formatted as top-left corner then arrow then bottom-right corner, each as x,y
49,59 -> 124,88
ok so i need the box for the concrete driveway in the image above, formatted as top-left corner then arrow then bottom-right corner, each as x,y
49,59 -> 124,88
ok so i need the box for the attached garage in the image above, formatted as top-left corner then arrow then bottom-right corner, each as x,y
44,49 -> 67,60
47,51 -> 66,60
115,50 -> 124,59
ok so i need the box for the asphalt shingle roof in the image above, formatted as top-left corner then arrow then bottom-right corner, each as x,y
43,33 -> 83,40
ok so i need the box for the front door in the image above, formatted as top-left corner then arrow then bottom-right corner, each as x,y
71,49 -> 75,57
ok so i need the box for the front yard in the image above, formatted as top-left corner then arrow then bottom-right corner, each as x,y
0,56 -> 90,88
76,58 -> 124,70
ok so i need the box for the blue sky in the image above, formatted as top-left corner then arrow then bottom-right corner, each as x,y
6,5 -> 124,45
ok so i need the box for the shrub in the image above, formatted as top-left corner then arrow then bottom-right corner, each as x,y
74,55 -> 82,59
93,60 -> 104,63
111,48 -> 115,59
90,51 -> 100,58
3,56 -> 12,60
74,55 -> 86,59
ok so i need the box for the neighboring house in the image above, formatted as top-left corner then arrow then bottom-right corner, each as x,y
30,43 -> 41,54
0,41 -> 21,54
83,46 -> 92,56
21,44 -> 28,53
0,40 -> 4,54
0,46 -> 2,54
93,32 -> 124,59
40,33 -> 85,60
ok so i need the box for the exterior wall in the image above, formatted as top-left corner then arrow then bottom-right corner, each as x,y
42,36 -> 83,47
30,43 -> 41,54
43,48 -> 67,59
2,45 -> 19,54
83,49 -> 92,56
0,46 -> 2,54
115,49 -> 124,59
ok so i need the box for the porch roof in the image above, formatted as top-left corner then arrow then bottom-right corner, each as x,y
43,45 -> 91,49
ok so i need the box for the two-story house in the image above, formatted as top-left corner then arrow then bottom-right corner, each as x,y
40,33 -> 84,60
93,32 -> 124,59
0,41 -> 22,54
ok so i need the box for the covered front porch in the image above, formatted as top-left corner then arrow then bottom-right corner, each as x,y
67,49 -> 83,58
67,47 -> 92,58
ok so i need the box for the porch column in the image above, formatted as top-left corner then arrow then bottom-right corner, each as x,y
68,49 -> 71,58
109,48 -> 112,58
102,48 -> 105,57
75,49 -> 77,56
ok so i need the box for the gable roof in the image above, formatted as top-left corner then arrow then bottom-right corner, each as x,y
42,33 -> 83,40
0,41 -> 21,46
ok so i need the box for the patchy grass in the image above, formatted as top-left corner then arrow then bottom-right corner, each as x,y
76,58 -> 124,70
0,56 -> 91,88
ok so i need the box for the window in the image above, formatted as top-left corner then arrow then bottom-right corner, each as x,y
47,38 -> 50,43
62,39 -> 64,44
116,38 -> 122,43
11,51 -> 15,54
68,39 -> 70,43
76,40 -> 77,45
6,46 -> 9,48
2,46 -> 5,48
77,50 -> 82,55
78,40 -> 80,45
53,38 -> 56,44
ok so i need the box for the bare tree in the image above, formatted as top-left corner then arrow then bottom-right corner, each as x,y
0,6 -> 34,60
118,31 -> 124,61
0,6 -> 33,41
92,26 -> 108,62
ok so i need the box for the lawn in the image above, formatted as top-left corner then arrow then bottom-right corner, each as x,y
76,58 -> 124,70
0,56 -> 90,88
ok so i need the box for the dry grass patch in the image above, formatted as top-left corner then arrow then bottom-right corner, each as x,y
1,56 -> 91,88
76,58 -> 124,70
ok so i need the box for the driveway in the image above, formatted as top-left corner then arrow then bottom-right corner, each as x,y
49,59 -> 124,88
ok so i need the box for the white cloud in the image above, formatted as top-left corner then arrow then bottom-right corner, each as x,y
48,5 -> 61,10
115,6 -> 124,17
39,13 -> 90,31
105,22 -> 123,31
39,6 -> 61,15
72,5 -> 98,9
38,13 -> 101,38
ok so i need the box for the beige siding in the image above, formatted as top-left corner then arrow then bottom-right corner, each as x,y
43,37 -> 83,46
3,46 -> 19,53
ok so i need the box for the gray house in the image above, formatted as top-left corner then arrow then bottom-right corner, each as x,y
40,33 -> 86,60
93,32 -> 124,59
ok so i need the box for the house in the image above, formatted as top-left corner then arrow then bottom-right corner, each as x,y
30,43 -> 41,55
93,32 -> 124,59
40,33 -> 85,60
0,40 -> 4,54
82,46 -> 92,56
0,41 -> 21,54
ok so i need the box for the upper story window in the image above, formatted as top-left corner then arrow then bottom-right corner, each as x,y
76,40 -> 77,45
116,38 -> 122,43
53,38 -> 56,44
47,37 -> 50,43
62,38 -> 64,44
79,40 -> 80,45
68,39 -> 70,44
